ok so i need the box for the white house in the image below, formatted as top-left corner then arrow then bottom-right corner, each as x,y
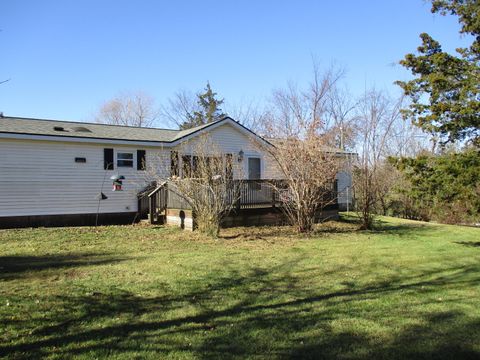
0,115 -> 352,228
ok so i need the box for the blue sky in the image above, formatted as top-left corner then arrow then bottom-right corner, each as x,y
0,0 -> 468,127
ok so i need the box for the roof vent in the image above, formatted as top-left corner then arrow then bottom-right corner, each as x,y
53,126 -> 66,131
72,126 -> 92,133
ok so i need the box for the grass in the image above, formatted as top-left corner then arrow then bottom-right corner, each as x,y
0,216 -> 479,359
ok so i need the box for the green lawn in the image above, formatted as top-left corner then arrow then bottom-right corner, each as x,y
0,216 -> 479,359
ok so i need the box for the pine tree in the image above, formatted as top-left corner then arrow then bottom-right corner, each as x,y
179,83 -> 226,130
396,0 -> 480,146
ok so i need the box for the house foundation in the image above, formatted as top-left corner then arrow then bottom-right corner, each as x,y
163,206 -> 339,230
0,212 -> 139,229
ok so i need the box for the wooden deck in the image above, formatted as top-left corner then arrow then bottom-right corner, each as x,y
138,179 -> 338,227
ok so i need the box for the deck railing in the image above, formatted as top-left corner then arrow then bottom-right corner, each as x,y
137,182 -> 168,223
235,180 -> 286,209
139,179 -> 338,224
137,182 -> 157,219
148,182 -> 168,223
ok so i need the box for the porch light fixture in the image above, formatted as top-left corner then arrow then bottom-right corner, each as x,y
238,149 -> 244,162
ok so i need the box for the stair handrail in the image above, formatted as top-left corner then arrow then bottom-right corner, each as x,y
137,181 -> 157,199
148,181 -> 167,198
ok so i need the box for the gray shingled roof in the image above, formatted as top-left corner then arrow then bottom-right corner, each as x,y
0,116 -> 224,143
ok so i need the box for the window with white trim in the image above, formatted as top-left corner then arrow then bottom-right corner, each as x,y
117,152 -> 134,167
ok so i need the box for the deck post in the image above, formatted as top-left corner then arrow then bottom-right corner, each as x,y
236,197 -> 241,212
164,183 -> 169,212
271,183 -> 276,208
138,197 -> 142,219
149,195 -> 155,224
236,183 -> 241,212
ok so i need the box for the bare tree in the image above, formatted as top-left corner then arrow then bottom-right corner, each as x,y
262,65 -> 346,233
142,135 -> 243,237
160,83 -> 226,130
162,87 -> 267,131
353,90 -> 404,229
161,89 -> 198,129
171,135 -> 243,236
388,115 -> 431,157
325,85 -> 358,150
96,91 -> 158,127
223,99 -> 267,132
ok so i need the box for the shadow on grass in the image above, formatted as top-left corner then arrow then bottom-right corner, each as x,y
0,253 -> 130,281
218,226 -> 299,241
338,213 -> 433,235
219,220 -> 431,241
370,222 -> 431,235
345,216 -> 432,237
1,259 -> 480,359
454,241 -> 480,248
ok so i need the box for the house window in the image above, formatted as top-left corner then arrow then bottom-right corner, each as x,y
182,155 -> 192,177
192,156 -> 199,176
171,151 -> 179,177
117,152 -> 134,167
179,154 -> 226,178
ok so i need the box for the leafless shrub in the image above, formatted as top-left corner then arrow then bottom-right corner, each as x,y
261,65 -> 346,233
353,90 -> 404,229
142,135 -> 244,236
170,135 -> 243,236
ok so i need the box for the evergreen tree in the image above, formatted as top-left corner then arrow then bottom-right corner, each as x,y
392,1 -> 480,225
179,83 -> 226,130
396,0 -> 480,146
390,149 -> 480,224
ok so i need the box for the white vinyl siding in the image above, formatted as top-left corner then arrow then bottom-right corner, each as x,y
0,122 -> 284,219
175,123 -> 283,179
0,139 -> 169,217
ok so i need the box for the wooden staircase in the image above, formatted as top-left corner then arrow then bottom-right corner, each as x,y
137,181 -> 168,224
147,182 -> 168,224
